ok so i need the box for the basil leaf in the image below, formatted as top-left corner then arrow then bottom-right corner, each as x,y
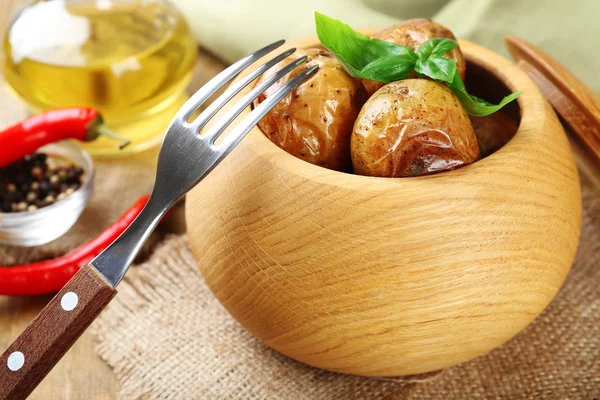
315,12 -> 416,77
314,12 -> 523,116
447,71 -> 522,116
449,66 -> 467,91
416,38 -> 458,59
360,53 -> 417,82
415,56 -> 457,84
337,59 -> 372,80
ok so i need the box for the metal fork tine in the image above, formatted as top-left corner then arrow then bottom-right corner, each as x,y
217,64 -> 319,154
87,44 -> 317,290
204,56 -> 310,143
176,40 -> 285,122
190,47 -> 296,132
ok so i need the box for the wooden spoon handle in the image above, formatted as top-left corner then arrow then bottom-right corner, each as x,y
0,265 -> 115,400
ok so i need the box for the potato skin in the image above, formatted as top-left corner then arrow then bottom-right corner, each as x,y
254,48 -> 367,171
363,19 -> 467,96
352,79 -> 480,177
470,112 -> 519,157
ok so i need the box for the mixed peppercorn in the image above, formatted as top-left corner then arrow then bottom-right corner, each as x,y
0,153 -> 84,213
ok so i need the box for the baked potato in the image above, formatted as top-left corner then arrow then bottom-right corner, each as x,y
352,79 -> 480,177
254,48 -> 367,171
470,112 -> 519,157
363,19 -> 467,96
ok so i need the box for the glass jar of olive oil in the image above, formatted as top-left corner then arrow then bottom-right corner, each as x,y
2,0 -> 197,156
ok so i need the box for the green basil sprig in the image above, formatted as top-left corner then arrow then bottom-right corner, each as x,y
314,12 -> 417,81
314,12 -> 522,117
446,69 -> 523,116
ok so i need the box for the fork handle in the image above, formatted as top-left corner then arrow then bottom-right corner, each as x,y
0,265 -> 115,400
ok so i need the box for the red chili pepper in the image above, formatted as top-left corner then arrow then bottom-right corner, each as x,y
0,195 -> 150,296
0,108 -> 130,168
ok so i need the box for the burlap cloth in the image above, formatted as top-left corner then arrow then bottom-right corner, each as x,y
90,181 -> 600,399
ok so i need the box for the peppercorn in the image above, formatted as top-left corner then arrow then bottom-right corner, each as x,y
38,181 -> 51,197
0,152 -> 84,213
31,166 -> 44,180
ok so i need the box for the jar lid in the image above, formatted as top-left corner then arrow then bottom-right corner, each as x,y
505,36 -> 600,169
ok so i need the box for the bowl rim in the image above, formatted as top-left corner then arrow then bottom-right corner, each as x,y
0,141 -> 95,220
226,34 -> 548,190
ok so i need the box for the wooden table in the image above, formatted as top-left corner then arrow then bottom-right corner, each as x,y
0,1 -> 227,398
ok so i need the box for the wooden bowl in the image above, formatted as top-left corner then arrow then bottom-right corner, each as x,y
186,34 -> 582,376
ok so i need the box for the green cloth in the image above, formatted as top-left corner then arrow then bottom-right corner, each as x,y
171,0 -> 599,94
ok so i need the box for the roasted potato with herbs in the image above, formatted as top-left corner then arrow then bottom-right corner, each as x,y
363,19 -> 467,96
254,48 -> 367,171
352,79 -> 480,177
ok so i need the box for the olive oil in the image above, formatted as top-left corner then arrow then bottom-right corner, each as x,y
2,0 -> 197,155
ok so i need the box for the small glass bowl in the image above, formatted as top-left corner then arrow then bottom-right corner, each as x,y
0,142 -> 95,247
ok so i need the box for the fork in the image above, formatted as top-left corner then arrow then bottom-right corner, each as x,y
0,40 -> 317,400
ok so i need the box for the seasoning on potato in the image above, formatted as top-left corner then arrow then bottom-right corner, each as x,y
254,48 -> 367,171
363,19 -> 467,96
351,79 -> 480,177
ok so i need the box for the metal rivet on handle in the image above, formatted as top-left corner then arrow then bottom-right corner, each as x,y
61,292 -> 79,311
7,351 -> 24,372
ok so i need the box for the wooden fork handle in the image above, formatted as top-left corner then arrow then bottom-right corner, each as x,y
0,265 -> 115,400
